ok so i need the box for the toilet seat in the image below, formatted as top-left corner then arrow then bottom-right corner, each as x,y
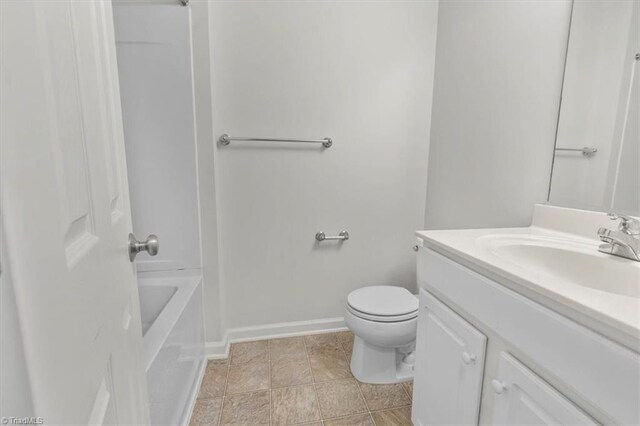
347,304 -> 418,322
347,286 -> 418,323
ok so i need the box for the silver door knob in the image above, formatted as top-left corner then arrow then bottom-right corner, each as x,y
128,233 -> 159,262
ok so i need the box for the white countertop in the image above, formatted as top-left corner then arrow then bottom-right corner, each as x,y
416,205 -> 640,351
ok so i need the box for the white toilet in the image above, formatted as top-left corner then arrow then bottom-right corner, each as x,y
345,286 -> 418,384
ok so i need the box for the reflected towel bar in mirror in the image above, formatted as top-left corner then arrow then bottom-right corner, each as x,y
554,147 -> 597,157
219,134 -> 333,148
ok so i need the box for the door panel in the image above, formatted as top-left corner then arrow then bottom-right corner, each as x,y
0,1 -> 148,424
413,289 -> 487,426
491,352 -> 597,425
39,3 -> 99,267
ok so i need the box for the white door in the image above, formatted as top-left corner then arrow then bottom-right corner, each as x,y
412,289 -> 487,426
1,1 -> 149,424
490,352 -> 597,426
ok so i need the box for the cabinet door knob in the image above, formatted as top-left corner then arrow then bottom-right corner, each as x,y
461,352 -> 476,365
491,379 -> 508,394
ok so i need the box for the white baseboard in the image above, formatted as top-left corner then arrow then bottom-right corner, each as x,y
205,340 -> 228,359
205,317 -> 347,359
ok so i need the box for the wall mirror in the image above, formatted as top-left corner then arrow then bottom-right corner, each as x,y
548,0 -> 639,215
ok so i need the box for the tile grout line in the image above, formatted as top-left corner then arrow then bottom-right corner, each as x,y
343,332 -> 414,423
220,387 -> 275,398
221,341 -> 272,424
338,333 -> 375,424
368,403 -> 413,413
198,334 -> 410,426
267,340 -> 272,426
302,335 -> 325,425
400,380 -> 412,401
217,353 -> 232,426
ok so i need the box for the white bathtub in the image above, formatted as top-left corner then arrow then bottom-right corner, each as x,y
138,273 -> 205,426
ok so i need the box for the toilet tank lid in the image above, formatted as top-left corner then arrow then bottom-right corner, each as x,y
347,286 -> 418,317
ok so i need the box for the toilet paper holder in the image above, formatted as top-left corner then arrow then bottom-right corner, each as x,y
315,231 -> 349,242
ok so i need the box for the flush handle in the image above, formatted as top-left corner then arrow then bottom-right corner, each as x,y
128,233 -> 159,262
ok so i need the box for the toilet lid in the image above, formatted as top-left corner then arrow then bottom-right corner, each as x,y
347,286 -> 418,317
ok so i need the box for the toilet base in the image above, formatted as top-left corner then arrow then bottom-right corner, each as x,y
349,336 -> 415,384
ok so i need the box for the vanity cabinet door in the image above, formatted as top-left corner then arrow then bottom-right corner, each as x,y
491,352 -> 597,425
412,289 -> 487,426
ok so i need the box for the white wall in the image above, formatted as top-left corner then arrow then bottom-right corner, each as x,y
424,0 -> 572,230
209,1 -> 439,331
549,1 -> 636,212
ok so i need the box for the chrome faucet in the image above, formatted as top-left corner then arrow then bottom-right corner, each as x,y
597,213 -> 640,262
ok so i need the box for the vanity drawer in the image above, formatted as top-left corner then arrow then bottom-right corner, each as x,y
418,247 -> 640,425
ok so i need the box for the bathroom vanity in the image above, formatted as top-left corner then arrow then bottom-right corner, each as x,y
412,205 -> 640,425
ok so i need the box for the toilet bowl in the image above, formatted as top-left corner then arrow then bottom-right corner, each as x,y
344,286 -> 418,384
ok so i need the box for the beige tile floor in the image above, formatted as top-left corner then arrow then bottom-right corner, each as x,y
190,331 -> 413,426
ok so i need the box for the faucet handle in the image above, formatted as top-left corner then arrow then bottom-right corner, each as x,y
607,213 -> 640,235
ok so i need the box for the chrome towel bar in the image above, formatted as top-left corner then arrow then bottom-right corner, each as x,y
316,231 -> 349,241
219,134 -> 333,148
554,147 -> 597,157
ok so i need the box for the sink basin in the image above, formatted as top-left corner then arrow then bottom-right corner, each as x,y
477,234 -> 640,298
416,205 -> 640,349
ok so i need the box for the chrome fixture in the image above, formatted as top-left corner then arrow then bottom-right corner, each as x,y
180,0 -> 189,5
128,233 -> 160,262
412,245 -> 419,252
597,213 -> 640,262
554,147 -> 597,157
219,134 -> 333,148
316,231 -> 349,242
